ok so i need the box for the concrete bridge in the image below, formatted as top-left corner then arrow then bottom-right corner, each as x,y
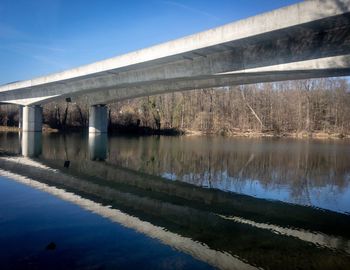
1,0 -> 350,132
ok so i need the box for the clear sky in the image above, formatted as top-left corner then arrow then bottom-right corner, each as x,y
0,0 -> 301,85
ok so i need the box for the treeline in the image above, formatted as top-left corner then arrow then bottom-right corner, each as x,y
0,78 -> 349,136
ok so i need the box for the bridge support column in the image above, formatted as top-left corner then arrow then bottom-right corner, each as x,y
89,105 -> 107,133
18,105 -> 23,130
22,105 -> 42,132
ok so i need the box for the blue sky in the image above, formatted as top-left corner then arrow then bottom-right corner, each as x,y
0,0 -> 301,85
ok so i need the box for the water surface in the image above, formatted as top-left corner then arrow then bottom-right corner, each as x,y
0,132 -> 349,270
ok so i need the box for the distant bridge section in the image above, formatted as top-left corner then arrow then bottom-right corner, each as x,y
0,0 -> 350,132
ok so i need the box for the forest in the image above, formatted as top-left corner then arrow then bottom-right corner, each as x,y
0,77 -> 349,137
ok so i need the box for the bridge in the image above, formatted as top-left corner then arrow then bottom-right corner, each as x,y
0,0 -> 350,132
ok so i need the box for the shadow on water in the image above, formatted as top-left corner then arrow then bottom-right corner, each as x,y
0,132 -> 350,269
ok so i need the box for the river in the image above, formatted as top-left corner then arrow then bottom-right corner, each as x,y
0,132 -> 349,269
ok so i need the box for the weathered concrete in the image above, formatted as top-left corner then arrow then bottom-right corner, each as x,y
0,0 -> 349,107
22,106 -> 42,132
89,105 -> 107,133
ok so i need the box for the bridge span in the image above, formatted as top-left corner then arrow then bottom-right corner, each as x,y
1,0 -> 350,132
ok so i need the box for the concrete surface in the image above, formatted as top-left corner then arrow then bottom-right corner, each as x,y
22,106 -> 42,132
88,105 -> 108,133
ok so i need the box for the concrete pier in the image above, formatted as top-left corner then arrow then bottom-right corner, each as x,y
89,105 -> 108,133
18,105 -> 23,129
22,106 -> 42,132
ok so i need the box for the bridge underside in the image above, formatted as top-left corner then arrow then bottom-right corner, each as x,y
5,57 -> 349,106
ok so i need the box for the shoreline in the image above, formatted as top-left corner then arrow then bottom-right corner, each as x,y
0,125 -> 348,140
0,125 -> 59,133
182,129 -> 350,139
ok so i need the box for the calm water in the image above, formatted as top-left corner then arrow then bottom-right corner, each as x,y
0,132 -> 350,270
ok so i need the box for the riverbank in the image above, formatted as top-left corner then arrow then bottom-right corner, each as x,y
0,126 -> 19,132
183,129 -> 350,139
0,125 -> 349,139
0,125 -> 59,133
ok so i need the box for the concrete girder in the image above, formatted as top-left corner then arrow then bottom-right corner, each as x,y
76,68 -> 350,106
19,54 -> 350,105
2,54 -> 350,106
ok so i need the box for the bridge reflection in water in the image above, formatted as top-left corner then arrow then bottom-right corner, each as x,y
88,133 -> 107,161
0,133 -> 349,270
19,132 -> 107,161
21,131 -> 42,157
